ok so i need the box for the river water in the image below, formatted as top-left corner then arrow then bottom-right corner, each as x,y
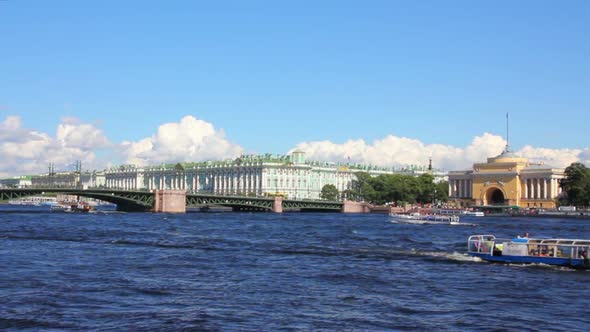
1,206 -> 589,331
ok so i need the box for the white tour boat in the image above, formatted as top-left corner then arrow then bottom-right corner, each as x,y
390,212 -> 461,225
467,234 -> 590,269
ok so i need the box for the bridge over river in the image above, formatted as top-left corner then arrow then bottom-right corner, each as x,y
0,188 -> 371,213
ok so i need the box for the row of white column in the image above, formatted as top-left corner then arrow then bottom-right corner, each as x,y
106,177 -> 137,190
146,174 -> 192,191
523,178 -> 561,200
212,172 -> 262,194
142,171 -> 263,194
449,179 -> 472,198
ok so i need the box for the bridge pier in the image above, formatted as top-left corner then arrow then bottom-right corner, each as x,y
272,196 -> 283,213
341,200 -> 371,213
153,190 -> 186,213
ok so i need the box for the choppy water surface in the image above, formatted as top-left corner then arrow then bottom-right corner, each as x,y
1,207 -> 590,331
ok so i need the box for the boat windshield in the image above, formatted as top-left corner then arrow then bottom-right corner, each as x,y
468,235 -> 496,253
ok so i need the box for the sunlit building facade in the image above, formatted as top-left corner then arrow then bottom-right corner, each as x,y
102,151 -> 444,200
24,151 -> 448,200
0,175 -> 32,188
31,171 -> 105,189
104,150 -> 398,199
448,150 -> 564,209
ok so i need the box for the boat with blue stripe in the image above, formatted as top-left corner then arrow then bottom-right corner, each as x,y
467,235 -> 590,269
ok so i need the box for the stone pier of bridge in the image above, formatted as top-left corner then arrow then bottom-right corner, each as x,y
272,196 -> 283,213
153,190 -> 186,213
341,200 -> 371,213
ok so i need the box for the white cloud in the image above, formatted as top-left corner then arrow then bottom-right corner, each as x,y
1,114 -> 588,178
120,115 -> 243,165
579,149 -> 590,166
0,116 -> 110,176
0,116 -> 29,142
518,146 -> 583,168
56,122 -> 110,150
0,115 -> 21,131
291,133 -> 586,170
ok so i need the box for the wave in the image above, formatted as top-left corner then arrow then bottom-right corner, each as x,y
396,235 -> 435,246
316,272 -> 390,286
268,245 -> 481,265
131,287 -> 173,296
0,317 -> 76,330
420,251 -> 483,263
109,239 -> 226,251
503,262 -> 583,272
2,234 -> 90,243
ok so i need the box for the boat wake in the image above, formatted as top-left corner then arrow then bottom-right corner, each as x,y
505,262 -> 584,272
410,249 -> 483,263
449,221 -> 478,227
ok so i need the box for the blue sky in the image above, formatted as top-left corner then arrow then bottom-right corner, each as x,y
1,1 -> 589,175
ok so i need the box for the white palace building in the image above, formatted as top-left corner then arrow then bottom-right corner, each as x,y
100,150 -> 443,200
25,151 -> 446,200
104,150 -> 394,200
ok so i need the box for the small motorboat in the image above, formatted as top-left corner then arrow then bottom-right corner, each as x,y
390,212 -> 461,225
69,202 -> 94,213
467,235 -> 590,269
50,202 -> 93,213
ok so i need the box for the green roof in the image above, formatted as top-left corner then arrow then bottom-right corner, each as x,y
107,153 -> 429,173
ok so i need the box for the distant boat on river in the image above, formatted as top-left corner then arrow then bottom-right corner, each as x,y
435,209 -> 485,217
390,212 -> 461,225
8,196 -> 57,206
50,202 -> 94,213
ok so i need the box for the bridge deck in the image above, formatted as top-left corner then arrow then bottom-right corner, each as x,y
1,188 -> 344,213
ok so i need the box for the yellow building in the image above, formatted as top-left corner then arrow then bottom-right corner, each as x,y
448,150 -> 564,209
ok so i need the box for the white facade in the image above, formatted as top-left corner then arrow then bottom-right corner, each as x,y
31,171 -> 105,189
0,176 -> 32,188
102,151 -> 445,200
19,152 -> 447,200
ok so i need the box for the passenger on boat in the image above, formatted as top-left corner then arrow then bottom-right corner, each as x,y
493,243 -> 503,256
539,246 -> 549,257
580,250 -> 589,266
